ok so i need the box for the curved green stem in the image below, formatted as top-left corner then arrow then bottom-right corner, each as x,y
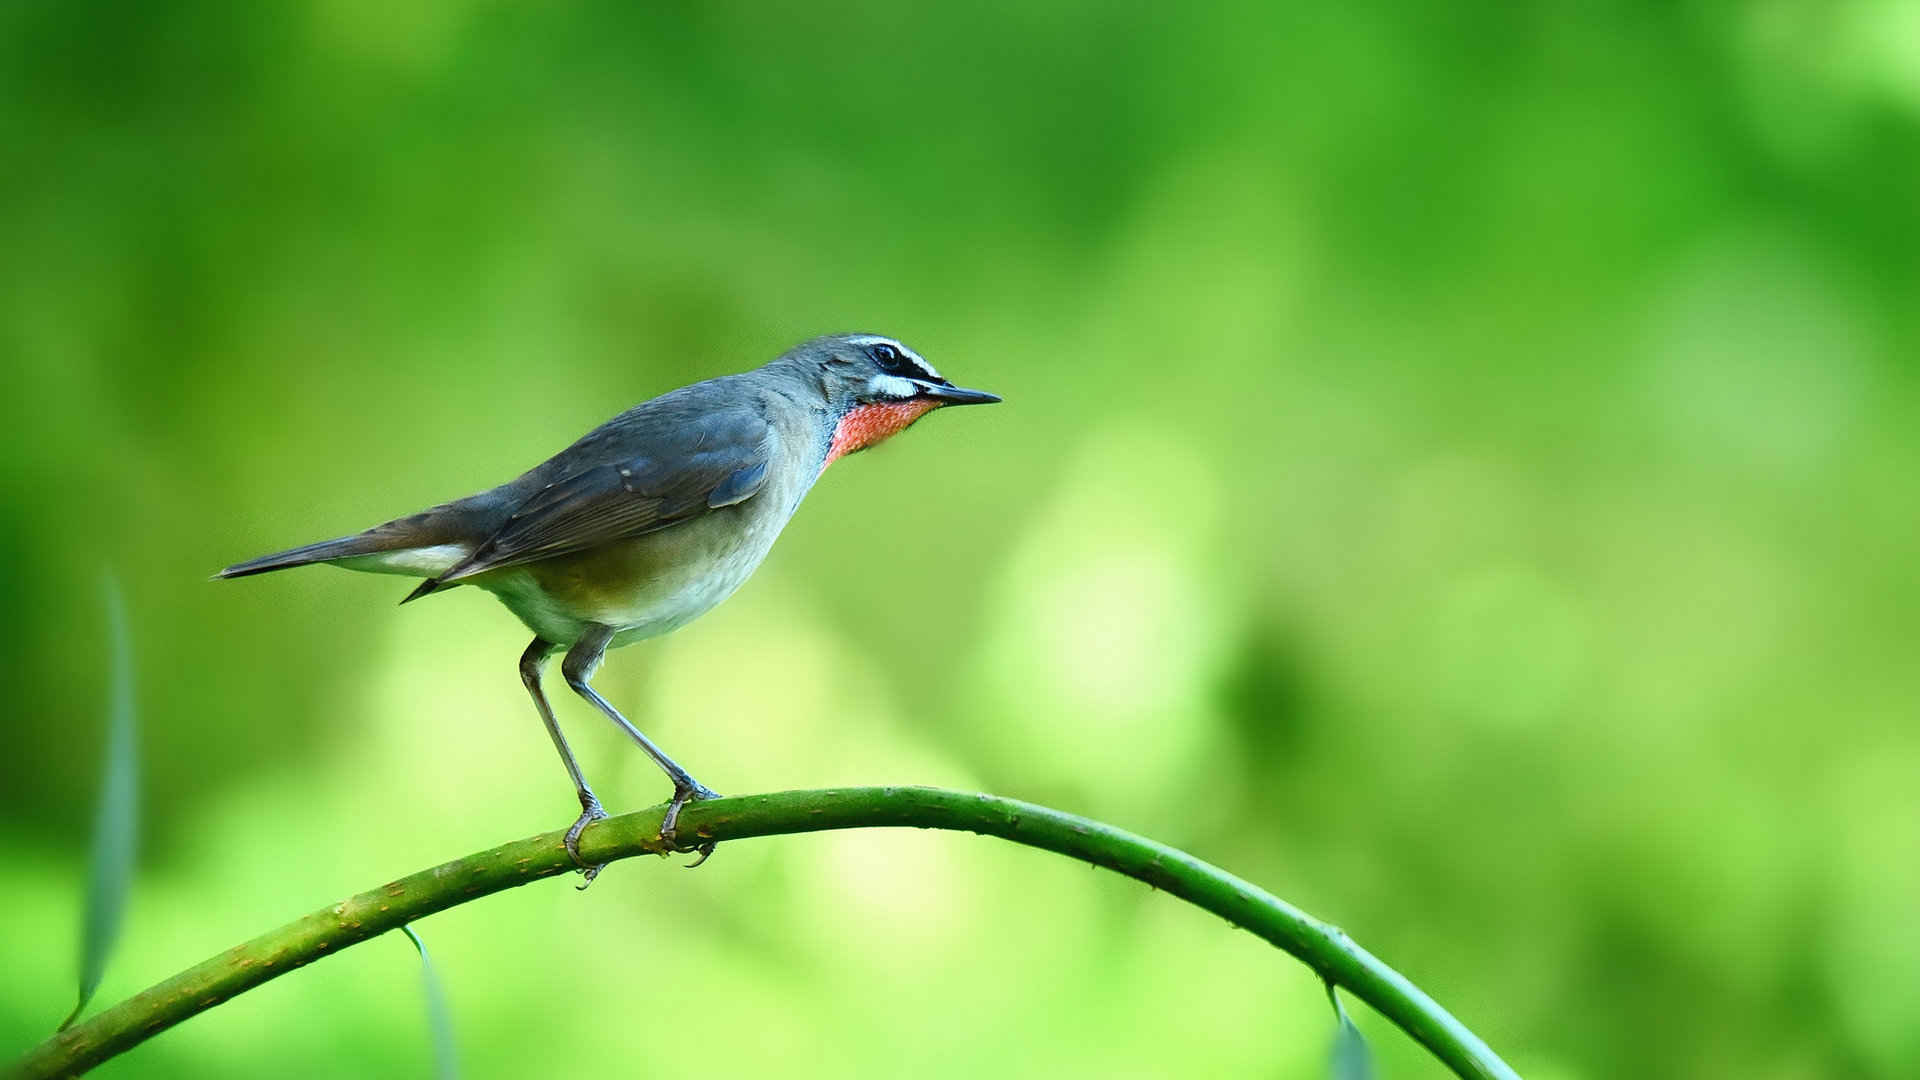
14,787 -> 1520,1080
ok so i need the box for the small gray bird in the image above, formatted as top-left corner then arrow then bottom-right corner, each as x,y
222,333 -> 998,878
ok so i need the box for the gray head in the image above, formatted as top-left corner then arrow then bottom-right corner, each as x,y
779,332 -> 1000,413
771,332 -> 1000,463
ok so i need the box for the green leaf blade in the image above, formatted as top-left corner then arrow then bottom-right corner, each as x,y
61,577 -> 141,1030
1327,982 -> 1376,1080
401,924 -> 460,1080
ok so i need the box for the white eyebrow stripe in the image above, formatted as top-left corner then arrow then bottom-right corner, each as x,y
905,355 -> 942,382
848,334 -> 943,382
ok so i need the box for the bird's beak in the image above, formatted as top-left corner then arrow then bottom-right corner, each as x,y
915,382 -> 1002,406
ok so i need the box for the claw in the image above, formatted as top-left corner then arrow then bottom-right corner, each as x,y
660,783 -> 719,864
564,797 -> 610,889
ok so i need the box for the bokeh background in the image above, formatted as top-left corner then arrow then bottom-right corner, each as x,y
5,2 -> 1918,1077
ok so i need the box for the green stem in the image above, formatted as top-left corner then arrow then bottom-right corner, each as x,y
14,787 -> 1519,1080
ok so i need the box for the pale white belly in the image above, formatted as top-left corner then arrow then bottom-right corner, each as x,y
473,467 -> 815,648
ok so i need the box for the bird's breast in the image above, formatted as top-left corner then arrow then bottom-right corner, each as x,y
824,400 -> 941,467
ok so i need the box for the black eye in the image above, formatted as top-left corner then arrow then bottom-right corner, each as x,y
868,343 -> 904,372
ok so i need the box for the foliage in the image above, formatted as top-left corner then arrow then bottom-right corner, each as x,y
3,3 -> 1917,1077
58,580 -> 138,1032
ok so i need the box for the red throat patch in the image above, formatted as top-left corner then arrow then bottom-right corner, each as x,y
825,400 -> 942,468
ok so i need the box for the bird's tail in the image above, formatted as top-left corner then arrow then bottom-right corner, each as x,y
219,509 -> 476,583
218,533 -> 406,579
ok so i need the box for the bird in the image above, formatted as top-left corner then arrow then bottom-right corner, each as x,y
220,333 -> 999,880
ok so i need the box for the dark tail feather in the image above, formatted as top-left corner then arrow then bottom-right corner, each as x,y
219,534 -> 396,579
220,498 -> 494,587
399,577 -> 443,604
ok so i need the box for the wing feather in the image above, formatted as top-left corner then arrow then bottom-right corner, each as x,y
431,407 -> 772,585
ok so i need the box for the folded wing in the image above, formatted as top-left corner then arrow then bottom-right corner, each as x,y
406,406 -> 772,601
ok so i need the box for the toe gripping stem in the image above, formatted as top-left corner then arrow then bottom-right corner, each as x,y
564,794 -> 610,889
663,783 -> 720,868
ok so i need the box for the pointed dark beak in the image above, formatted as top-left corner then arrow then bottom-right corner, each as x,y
916,382 -> 1002,406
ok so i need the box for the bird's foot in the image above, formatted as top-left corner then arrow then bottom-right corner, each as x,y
565,796 -> 611,889
661,782 -> 720,867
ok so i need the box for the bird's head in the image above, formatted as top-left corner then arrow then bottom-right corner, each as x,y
786,333 -> 1000,466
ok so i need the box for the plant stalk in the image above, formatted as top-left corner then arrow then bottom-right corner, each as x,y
13,787 -> 1519,1080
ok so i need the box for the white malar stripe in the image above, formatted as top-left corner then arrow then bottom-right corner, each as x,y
848,334 -> 943,382
867,374 -> 921,400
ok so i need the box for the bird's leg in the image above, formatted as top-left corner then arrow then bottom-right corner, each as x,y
520,637 -> 610,886
562,624 -> 720,862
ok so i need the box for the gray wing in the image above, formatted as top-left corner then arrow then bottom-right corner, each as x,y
427,405 -> 773,588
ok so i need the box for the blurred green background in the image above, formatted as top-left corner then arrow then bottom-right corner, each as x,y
5,2 -> 1918,1077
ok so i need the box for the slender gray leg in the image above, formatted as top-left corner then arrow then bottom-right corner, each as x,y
519,637 -> 609,884
561,624 -> 719,858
